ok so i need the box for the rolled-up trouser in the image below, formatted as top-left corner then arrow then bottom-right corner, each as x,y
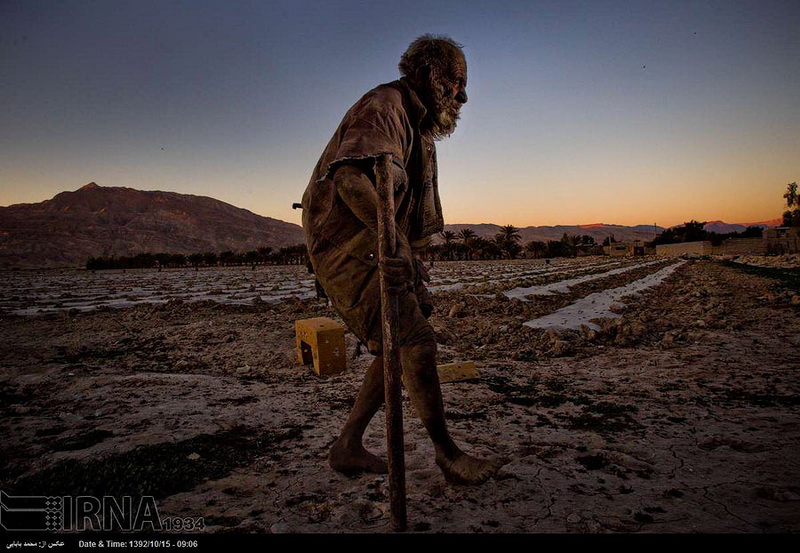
341,274 -> 435,355
317,266 -> 435,356
310,233 -> 436,355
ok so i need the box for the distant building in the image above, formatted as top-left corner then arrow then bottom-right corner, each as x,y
656,241 -> 713,257
604,241 -> 652,257
764,227 -> 800,254
576,244 -> 605,256
656,237 -> 768,257
605,243 -> 629,257
714,237 -> 767,255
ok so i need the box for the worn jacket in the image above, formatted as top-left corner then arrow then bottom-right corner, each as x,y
301,77 -> 443,313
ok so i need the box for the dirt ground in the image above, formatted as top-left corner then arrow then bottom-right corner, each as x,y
1,258 -> 799,534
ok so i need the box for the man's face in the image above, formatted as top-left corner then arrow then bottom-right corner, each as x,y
427,51 -> 468,140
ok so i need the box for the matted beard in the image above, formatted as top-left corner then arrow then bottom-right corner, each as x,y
427,79 -> 461,141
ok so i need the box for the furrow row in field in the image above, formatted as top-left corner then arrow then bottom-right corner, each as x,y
523,261 -> 687,330
427,259 -> 624,292
503,259 -> 664,300
0,266 -> 315,315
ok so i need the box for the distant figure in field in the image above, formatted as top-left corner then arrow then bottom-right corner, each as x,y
301,35 -> 502,484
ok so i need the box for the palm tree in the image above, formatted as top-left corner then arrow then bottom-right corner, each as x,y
458,228 -> 476,260
560,233 -> 581,257
506,241 -> 523,259
188,253 -> 204,269
245,250 -> 260,266
440,230 -> 457,244
497,224 -> 521,243
525,240 -> 547,259
257,246 -> 273,263
440,230 -> 457,260
493,225 -> 522,259
784,182 -> 798,209
219,250 -> 236,266
458,228 -> 476,242
473,237 -> 500,260
202,252 -> 218,267
784,182 -> 799,227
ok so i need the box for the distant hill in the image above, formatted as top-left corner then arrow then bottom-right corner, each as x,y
702,219 -> 780,234
0,183 -> 304,268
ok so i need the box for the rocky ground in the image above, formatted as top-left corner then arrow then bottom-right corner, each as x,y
1,257 -> 799,534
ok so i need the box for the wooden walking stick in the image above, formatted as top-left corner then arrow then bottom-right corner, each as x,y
375,153 -> 408,532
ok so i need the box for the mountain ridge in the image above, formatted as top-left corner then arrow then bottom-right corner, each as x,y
0,183 -> 305,268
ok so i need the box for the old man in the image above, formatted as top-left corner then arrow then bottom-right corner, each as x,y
301,35 -> 500,484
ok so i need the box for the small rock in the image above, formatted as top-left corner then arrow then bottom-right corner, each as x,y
434,327 -> 457,344
448,302 -> 466,318
791,295 -> 800,306
270,522 -> 291,534
187,452 -> 201,461
551,340 -> 573,357
661,330 -> 681,346
776,490 -> 800,501
566,513 -> 582,524
610,302 -> 625,314
353,499 -> 384,522
58,412 -> 83,423
583,519 -> 603,533
545,329 -> 560,342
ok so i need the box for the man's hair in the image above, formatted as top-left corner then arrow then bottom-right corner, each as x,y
399,34 -> 464,82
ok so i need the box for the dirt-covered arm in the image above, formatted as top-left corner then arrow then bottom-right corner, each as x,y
333,164 -> 380,235
333,163 -> 414,288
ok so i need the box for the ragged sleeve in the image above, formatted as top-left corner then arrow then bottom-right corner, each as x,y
320,86 -> 413,190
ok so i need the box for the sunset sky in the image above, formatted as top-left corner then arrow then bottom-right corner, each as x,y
1,0 -> 798,228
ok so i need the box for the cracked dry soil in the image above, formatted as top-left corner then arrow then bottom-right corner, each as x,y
1,259 -> 799,533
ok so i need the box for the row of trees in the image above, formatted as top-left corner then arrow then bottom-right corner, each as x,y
651,220 -> 763,246
87,225 -> 602,270
86,245 -> 308,270
425,225 -> 603,261
525,234 -> 601,259
434,219 -> 768,260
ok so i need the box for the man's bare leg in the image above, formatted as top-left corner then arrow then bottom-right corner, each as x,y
329,355 -> 388,474
400,342 -> 502,484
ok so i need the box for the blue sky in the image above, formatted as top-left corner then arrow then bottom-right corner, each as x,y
1,0 -> 798,227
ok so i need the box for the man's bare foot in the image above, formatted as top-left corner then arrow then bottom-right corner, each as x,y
329,438 -> 388,474
436,452 -> 504,485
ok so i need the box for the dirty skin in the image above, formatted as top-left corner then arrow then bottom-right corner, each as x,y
329,345 -> 502,484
